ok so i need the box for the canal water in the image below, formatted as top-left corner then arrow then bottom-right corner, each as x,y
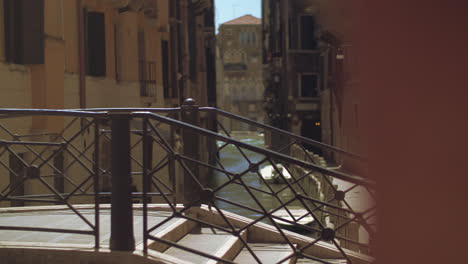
209,132 -> 297,223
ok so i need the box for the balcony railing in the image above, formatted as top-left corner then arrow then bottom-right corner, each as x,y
139,60 -> 157,98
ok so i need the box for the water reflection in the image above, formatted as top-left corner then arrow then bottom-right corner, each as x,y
210,132 -> 296,222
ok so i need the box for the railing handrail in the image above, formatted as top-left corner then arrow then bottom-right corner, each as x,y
199,107 -> 366,162
132,111 -> 375,188
0,106 -> 366,173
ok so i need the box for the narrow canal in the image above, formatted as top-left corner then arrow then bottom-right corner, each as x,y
209,132 -> 298,223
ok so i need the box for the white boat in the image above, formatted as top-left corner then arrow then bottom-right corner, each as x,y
272,208 -> 315,233
259,163 -> 292,184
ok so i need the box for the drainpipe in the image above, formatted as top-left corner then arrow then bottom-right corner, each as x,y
77,0 -> 86,109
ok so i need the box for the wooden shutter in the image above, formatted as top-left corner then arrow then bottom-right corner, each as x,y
300,15 -> 316,50
86,11 -> 106,77
162,40 -> 170,98
3,0 -> 44,64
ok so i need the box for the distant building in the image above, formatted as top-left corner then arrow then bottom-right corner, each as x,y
216,15 -> 264,131
262,0 -> 363,171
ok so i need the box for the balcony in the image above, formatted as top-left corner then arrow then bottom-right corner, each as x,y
288,49 -> 323,73
139,60 -> 157,98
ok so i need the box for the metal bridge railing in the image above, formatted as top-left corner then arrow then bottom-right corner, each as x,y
0,99 -> 375,264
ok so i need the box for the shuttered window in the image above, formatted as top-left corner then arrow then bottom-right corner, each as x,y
86,11 -> 106,77
300,15 -> 317,50
162,40 -> 170,98
300,73 -> 319,98
3,0 -> 44,64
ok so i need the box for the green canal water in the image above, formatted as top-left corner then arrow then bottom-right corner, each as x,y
209,132 -> 298,222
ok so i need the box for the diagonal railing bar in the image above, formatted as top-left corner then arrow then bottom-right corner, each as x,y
236,232 -> 264,264
300,251 -> 338,264
150,176 -> 173,195
223,142 -> 254,168
146,155 -> 169,177
330,237 -> 353,264
273,170 -> 315,196
235,196 -> 319,235
59,134 -> 97,173
146,120 -> 176,154
62,147 -> 95,179
64,174 -> 94,201
180,155 -> 236,178
338,198 -> 377,235
57,134 -> 99,172
213,155 -> 235,180
334,234 -> 372,251
34,172 -> 96,230
207,204 -> 239,234
27,117 -> 90,166
212,166 -> 275,198
146,213 -> 177,235
147,234 -> 237,264
4,145 -> 30,168
36,119 -> 97,170
13,140 -> 85,194
295,142 -> 320,164
176,158 -> 206,191
296,196 -> 329,231
275,252 -> 296,264
203,107 -> 365,161
215,119 -> 256,165
129,135 -> 145,170
252,164 -> 300,222
234,174 -> 297,250
181,214 -> 236,235
343,184 -> 360,195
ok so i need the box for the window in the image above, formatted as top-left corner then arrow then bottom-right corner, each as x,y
138,30 -> 156,97
114,23 -> 121,81
86,11 -> 106,76
299,73 -> 319,98
239,32 -> 257,46
162,40 -> 171,98
3,0 -> 44,64
299,15 -> 317,50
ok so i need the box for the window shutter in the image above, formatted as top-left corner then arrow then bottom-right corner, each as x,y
3,0 -> 44,64
161,40 -> 170,98
300,16 -> 317,50
86,11 -> 106,77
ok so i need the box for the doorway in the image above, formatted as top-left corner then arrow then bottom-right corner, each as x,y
301,118 -> 322,155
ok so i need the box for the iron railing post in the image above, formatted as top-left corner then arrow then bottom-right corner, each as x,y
181,98 -> 201,207
109,113 -> 135,251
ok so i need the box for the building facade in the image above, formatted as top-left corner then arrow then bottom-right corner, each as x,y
0,0 -> 216,206
0,0 -> 215,124
216,15 -> 264,131
262,0 -> 362,171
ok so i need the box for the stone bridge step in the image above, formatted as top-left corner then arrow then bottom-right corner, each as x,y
233,243 -> 295,264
